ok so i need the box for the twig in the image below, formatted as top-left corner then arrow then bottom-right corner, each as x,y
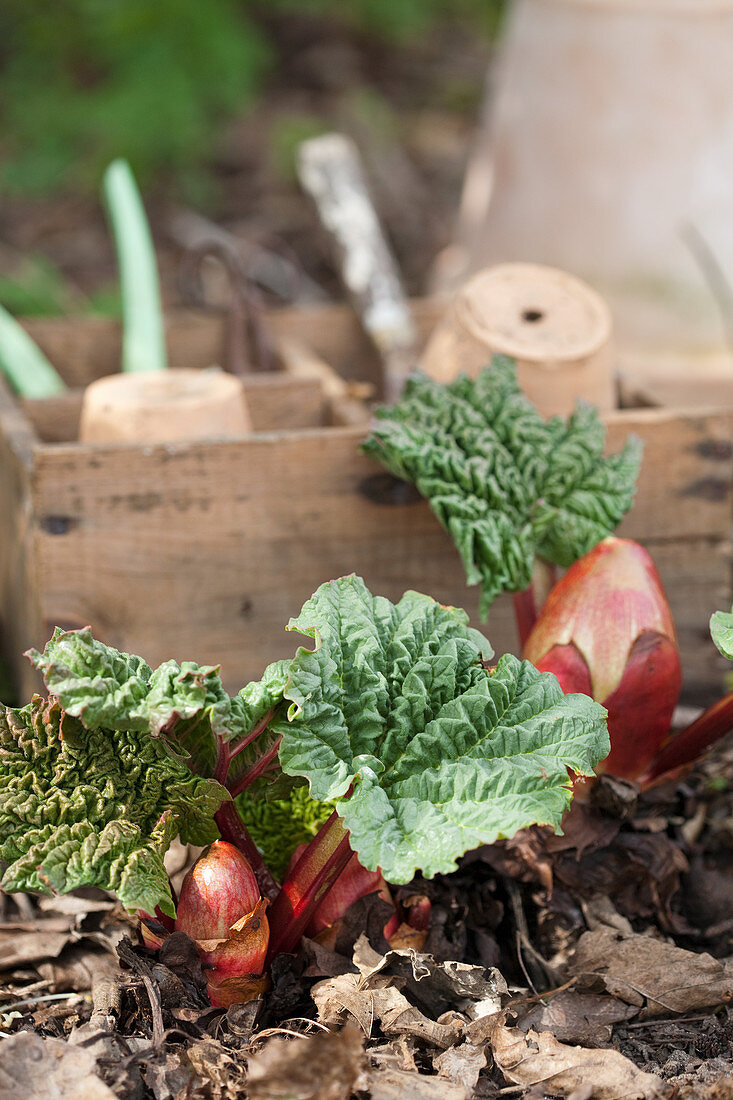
506,879 -> 558,994
250,1022 -> 330,1044
623,1014 -> 716,1030
0,991 -> 83,1013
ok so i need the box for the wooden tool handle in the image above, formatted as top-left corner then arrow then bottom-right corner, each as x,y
297,133 -> 418,402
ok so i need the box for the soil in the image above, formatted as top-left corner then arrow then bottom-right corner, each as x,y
1,743 -> 732,1098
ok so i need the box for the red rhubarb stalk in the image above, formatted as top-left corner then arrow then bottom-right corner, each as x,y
227,737 -> 281,798
265,811 -> 354,962
512,588 -> 538,650
641,689 -> 733,785
512,560 -> 557,648
213,708 -> 277,785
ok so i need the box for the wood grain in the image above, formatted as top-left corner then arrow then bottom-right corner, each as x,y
3,306 -> 732,707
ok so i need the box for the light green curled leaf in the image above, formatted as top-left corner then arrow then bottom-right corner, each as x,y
0,697 -> 226,915
274,575 -> 609,884
711,608 -> 733,661
361,359 -> 642,616
0,302 -> 66,398
236,782 -> 333,881
27,628 -> 289,776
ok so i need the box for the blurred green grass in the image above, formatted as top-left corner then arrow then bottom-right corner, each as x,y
0,0 -> 503,199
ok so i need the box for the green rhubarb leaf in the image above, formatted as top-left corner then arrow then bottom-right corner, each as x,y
28,628 -> 289,777
361,359 -> 642,616
274,575 -> 609,884
711,608 -> 733,661
0,697 -> 225,915
236,782 -> 334,880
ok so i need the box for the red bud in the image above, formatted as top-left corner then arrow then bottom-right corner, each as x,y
524,538 -> 682,782
175,840 -> 260,941
175,840 -> 269,1006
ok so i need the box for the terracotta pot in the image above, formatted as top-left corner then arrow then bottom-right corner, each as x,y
79,368 -> 252,443
420,262 -> 614,417
446,0 -> 733,356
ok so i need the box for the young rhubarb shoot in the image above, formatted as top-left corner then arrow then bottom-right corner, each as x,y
523,538 -> 682,781
639,604 -> 733,784
175,840 -> 269,1007
103,158 -> 167,374
0,575 -> 610,979
0,302 -> 66,398
361,357 -> 642,621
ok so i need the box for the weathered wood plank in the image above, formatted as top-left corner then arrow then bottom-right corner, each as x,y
19,299 -> 442,392
27,412 -> 732,703
0,378 -> 43,696
605,407 -> 733,542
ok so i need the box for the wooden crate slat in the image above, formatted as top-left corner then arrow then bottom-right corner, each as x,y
21,372 -> 327,444
2,307 -> 731,708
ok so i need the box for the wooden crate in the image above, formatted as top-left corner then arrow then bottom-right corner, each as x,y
1,303 -> 731,708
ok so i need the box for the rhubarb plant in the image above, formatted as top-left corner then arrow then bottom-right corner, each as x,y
0,575 -> 610,988
522,537 -> 733,788
362,357 -> 642,625
523,537 -> 682,782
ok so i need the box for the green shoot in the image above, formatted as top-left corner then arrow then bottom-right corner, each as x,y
103,158 -> 168,374
0,303 -> 66,398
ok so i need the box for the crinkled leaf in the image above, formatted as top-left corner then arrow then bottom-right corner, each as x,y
28,628 -> 289,776
236,783 -> 334,880
0,697 -> 226,915
274,576 -> 609,883
226,661 -> 292,789
711,608 -> 733,661
361,359 -> 642,616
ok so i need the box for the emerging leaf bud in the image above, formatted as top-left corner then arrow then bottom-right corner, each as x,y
175,840 -> 269,1007
523,537 -> 682,781
139,904 -> 176,951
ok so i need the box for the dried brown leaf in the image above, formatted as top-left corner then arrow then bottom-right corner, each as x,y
0,1031 -> 117,1100
368,1036 -> 418,1073
144,1051 -> 197,1100
570,928 -> 733,1016
517,991 -> 637,1046
433,1040 -> 487,1089
311,971 -> 463,1048
492,1023 -> 663,1099
37,897 -> 115,919
186,1039 -> 245,1099
364,1066 -> 468,1100
37,946 -> 121,992
0,929 -> 71,970
246,1023 -> 365,1100
352,934 -> 506,1018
